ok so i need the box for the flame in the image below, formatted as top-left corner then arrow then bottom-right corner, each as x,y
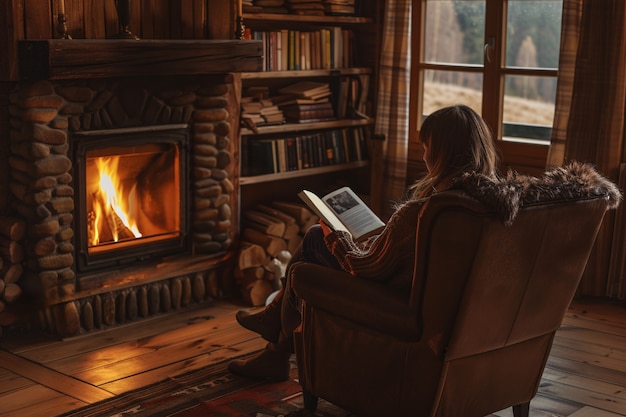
90,156 -> 142,246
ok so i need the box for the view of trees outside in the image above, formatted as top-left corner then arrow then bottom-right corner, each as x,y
422,0 -> 563,133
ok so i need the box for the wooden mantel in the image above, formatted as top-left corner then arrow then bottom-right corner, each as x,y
18,39 -> 263,80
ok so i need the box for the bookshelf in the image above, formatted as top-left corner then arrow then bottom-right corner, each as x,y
238,1 -> 382,214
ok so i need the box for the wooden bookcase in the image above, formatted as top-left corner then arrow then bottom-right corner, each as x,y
238,2 -> 383,215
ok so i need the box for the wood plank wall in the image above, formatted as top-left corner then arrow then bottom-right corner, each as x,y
0,0 -> 237,81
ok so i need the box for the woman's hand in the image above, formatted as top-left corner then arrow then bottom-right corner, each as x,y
319,219 -> 332,236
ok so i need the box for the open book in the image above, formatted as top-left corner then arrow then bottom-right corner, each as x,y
298,187 -> 385,242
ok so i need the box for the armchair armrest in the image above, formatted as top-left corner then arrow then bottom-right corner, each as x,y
290,262 -> 421,340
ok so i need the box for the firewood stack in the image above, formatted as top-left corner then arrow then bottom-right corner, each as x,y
0,216 -> 26,337
235,201 -> 317,306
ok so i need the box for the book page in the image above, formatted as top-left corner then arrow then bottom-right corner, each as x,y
321,187 -> 385,241
298,190 -> 348,234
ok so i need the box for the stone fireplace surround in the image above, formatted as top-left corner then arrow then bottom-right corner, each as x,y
3,39 -> 261,337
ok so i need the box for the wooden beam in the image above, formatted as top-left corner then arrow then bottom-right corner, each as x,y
18,39 -> 263,80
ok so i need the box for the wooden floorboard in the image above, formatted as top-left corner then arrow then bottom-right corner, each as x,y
0,298 -> 625,416
0,350 -> 114,403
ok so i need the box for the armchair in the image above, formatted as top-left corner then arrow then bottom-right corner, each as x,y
291,164 -> 621,417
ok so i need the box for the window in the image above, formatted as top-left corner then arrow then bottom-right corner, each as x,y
410,0 -> 563,146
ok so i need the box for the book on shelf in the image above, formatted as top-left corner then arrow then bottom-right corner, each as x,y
272,94 -> 330,106
281,101 -> 336,123
335,74 -> 371,119
245,139 -> 278,176
287,0 -> 325,15
279,80 -> 330,98
280,101 -> 333,112
323,0 -> 356,15
298,187 -> 384,242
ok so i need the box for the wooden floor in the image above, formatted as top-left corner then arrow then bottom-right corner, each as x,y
0,298 -> 625,416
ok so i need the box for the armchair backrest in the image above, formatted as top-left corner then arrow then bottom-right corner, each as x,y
414,190 -> 611,416
293,163 -> 620,417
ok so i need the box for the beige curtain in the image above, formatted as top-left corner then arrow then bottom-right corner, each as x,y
548,0 -> 626,298
374,0 -> 411,218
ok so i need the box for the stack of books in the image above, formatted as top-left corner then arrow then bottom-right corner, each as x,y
241,87 -> 286,130
241,98 -> 265,129
254,0 -> 288,13
242,1 -> 261,13
322,0 -> 355,15
278,81 -> 332,101
280,101 -> 335,123
260,103 -> 286,125
275,81 -> 335,123
285,0 -> 325,15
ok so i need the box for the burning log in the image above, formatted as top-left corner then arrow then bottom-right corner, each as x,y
109,210 -> 137,241
91,190 -> 137,244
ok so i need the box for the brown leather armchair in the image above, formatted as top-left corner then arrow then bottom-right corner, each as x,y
291,170 -> 620,417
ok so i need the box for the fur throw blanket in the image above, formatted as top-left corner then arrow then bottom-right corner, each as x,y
453,161 -> 622,226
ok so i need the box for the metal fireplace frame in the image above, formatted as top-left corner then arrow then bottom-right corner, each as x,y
72,125 -> 190,273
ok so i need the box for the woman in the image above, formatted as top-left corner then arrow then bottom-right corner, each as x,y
229,104 -> 499,381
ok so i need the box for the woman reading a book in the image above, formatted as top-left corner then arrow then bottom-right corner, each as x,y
229,104 -> 499,381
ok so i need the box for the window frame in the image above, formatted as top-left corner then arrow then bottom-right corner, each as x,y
409,0 -> 558,175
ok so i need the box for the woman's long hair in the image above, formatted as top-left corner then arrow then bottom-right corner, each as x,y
410,105 -> 499,199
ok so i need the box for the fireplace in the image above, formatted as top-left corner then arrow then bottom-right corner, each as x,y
3,39 -> 262,337
74,126 -> 188,272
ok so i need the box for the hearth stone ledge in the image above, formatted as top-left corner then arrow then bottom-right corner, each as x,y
33,253 -> 235,338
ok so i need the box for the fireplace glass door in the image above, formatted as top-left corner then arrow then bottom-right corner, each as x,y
75,128 -> 188,271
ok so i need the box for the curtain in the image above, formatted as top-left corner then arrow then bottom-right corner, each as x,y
545,0 -> 582,168
548,0 -> 626,297
374,0 -> 411,218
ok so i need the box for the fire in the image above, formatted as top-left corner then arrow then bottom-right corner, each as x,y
90,156 -> 142,246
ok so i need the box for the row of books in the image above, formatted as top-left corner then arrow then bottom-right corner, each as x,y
242,126 -> 369,176
244,27 -> 354,71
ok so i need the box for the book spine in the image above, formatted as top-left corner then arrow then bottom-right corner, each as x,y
296,136 -> 303,170
275,31 -> 282,72
275,138 -> 285,172
324,28 -> 332,69
294,30 -> 300,70
299,32 -> 306,71
289,30 -> 296,70
248,139 -> 277,175
311,30 -> 320,70
281,30 -> 289,71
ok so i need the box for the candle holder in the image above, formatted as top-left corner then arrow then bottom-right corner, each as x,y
111,0 -> 139,39
57,13 -> 72,39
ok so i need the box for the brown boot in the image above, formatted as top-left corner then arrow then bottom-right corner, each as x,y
228,343 -> 291,381
236,291 -> 283,343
